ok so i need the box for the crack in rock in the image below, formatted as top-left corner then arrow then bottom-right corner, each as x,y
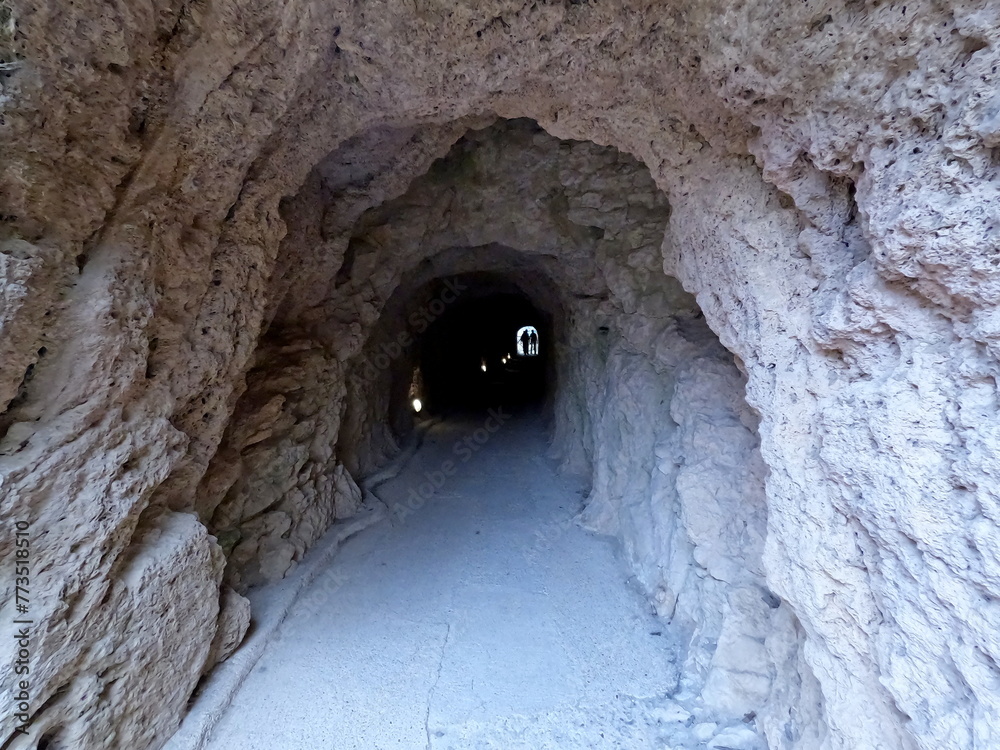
425,622 -> 452,749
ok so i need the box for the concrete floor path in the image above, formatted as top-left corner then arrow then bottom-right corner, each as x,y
202,411 -> 691,749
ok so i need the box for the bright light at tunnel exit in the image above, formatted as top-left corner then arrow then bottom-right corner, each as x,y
516,326 -> 539,356
412,398 -> 422,412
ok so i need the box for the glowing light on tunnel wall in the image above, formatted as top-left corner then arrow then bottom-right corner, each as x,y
516,326 -> 539,356
408,366 -> 424,414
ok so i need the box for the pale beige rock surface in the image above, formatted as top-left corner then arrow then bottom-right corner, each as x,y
2,1 -> 999,749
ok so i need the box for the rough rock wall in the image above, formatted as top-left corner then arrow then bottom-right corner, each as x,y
200,121 -> 674,587
301,126 -> 790,738
574,229 -> 810,741
2,1 -> 1000,748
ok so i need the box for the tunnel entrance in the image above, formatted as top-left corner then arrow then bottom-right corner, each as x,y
175,118 -> 778,750
418,292 -> 548,414
11,1 -> 980,745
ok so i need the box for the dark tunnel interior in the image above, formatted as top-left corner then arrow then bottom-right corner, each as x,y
417,293 -> 549,415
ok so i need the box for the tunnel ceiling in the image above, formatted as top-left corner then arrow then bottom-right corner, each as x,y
271,118 -> 694,343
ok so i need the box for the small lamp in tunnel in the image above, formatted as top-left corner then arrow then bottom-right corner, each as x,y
481,357 -> 487,372
409,366 -> 424,414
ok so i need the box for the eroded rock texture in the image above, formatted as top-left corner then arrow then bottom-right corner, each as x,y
2,1 -> 1000,748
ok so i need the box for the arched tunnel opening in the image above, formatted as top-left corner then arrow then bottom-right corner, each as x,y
359,267 -> 559,449
6,116 -> 803,750
171,119 -> 777,749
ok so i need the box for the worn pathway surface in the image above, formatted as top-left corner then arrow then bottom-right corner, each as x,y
202,411 -> 703,749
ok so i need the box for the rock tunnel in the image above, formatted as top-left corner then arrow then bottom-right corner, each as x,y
2,2 -> 1000,749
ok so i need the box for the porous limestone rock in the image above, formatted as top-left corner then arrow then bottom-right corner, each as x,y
204,586 -> 251,671
2,511 -> 226,748
2,1 -> 1000,749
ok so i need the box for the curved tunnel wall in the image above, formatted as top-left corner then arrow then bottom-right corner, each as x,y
4,115 -> 804,750
4,5 -> 999,745
192,120 -> 783,742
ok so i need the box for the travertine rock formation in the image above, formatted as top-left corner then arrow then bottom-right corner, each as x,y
2,1 -> 1000,749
